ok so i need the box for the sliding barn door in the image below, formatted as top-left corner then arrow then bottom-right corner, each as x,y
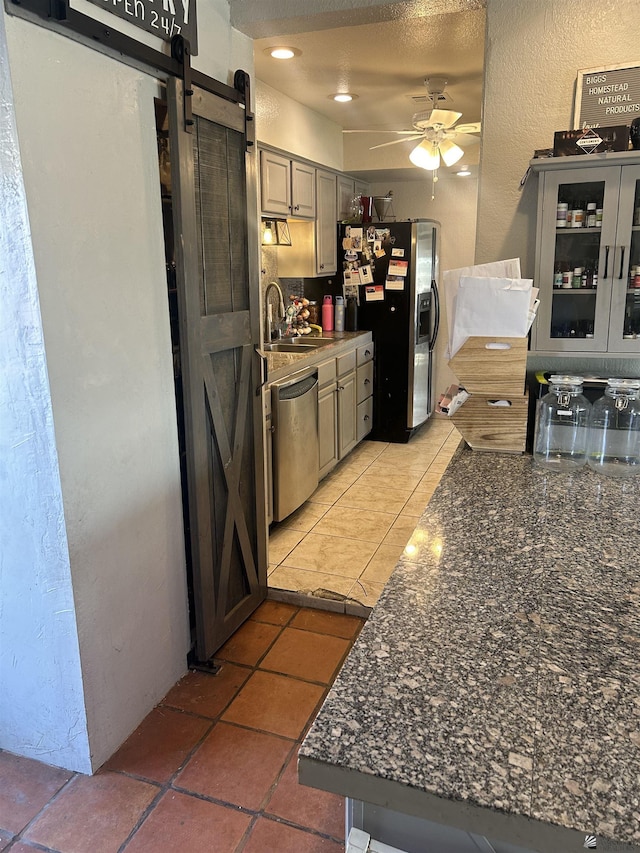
167,78 -> 267,662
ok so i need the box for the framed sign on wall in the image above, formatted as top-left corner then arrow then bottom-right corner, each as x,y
574,62 -> 640,129
84,0 -> 198,52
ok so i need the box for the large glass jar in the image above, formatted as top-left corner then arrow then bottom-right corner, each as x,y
587,379 -> 640,477
533,375 -> 591,472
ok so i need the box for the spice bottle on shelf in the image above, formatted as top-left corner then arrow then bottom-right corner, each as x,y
334,296 -> 345,331
572,267 -> 583,288
554,263 -> 563,288
586,202 -> 597,227
556,202 -> 569,228
571,203 -> 585,228
322,295 -> 334,332
596,208 -> 603,227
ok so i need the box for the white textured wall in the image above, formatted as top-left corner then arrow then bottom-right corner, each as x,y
256,79 -> 343,170
5,15 -> 191,770
477,0 -> 640,276
369,174 -> 479,402
0,9 -> 91,773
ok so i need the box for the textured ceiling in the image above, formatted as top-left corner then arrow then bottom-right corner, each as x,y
239,1 -> 486,176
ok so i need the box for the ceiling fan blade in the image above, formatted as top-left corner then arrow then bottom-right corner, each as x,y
342,129 -> 418,135
449,131 -> 481,146
369,135 -> 423,150
453,122 -> 482,135
427,108 -> 462,129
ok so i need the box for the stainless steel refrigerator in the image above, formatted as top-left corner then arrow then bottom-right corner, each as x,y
339,219 -> 440,443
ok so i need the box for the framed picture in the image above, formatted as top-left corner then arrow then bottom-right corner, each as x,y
574,62 -> 640,129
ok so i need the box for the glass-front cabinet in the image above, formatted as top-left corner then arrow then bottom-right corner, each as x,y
531,154 -> 640,355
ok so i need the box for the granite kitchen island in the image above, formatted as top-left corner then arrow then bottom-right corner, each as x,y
299,446 -> 640,853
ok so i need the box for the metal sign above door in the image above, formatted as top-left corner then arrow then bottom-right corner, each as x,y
83,0 -> 198,52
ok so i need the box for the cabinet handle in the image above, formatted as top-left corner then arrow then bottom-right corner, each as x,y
619,245 -> 626,280
364,349 -> 371,357
364,378 -> 370,385
255,346 -> 268,396
319,264 -> 325,270
294,204 -> 300,211
338,385 -> 344,391
364,415 -> 370,421
604,245 -> 610,279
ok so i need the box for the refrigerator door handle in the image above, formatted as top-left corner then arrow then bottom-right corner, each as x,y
429,278 -> 440,352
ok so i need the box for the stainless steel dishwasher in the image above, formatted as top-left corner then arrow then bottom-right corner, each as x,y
271,368 -> 319,522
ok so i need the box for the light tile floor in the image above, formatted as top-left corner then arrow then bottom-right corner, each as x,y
269,418 -> 460,609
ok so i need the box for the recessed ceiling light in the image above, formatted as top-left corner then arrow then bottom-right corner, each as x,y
265,46 -> 301,60
456,166 -> 472,176
331,93 -> 358,103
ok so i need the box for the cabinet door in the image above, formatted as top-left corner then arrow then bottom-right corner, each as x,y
260,150 -> 291,217
356,361 -> 374,405
357,397 -> 373,442
337,370 -> 357,458
316,169 -> 338,275
291,161 -> 316,219
354,179 -> 370,199
607,164 -> 640,353
318,382 -> 338,479
337,175 -> 355,221
533,165 -> 621,353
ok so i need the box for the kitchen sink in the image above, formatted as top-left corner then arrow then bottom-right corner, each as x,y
264,337 -> 334,353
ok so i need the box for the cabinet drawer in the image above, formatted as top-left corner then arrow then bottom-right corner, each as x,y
317,357 -> 337,388
357,397 -> 373,442
356,361 -> 374,405
357,341 -> 374,365
336,349 -> 357,377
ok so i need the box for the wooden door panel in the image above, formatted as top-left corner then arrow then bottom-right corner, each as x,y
168,78 -> 267,662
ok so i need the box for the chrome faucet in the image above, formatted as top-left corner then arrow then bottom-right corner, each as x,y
264,280 -> 285,343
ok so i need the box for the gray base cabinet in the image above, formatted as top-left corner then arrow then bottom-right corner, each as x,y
318,358 -> 339,480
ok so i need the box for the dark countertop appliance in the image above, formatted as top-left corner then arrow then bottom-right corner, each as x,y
339,219 -> 440,442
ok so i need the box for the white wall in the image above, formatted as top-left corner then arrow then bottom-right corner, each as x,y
0,9 -> 91,773
1,0 -> 253,772
369,173 -> 479,401
477,0 -> 640,276
256,79 -> 343,169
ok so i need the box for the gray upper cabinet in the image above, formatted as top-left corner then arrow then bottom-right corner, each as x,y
337,175 -> 370,221
531,153 -> 640,356
260,150 -> 315,219
316,169 -> 337,274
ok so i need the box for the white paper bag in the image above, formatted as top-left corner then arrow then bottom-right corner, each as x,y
442,259 -> 522,359
449,276 -> 533,358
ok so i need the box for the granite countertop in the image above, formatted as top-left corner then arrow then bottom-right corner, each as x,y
299,447 -> 640,852
264,330 -> 372,383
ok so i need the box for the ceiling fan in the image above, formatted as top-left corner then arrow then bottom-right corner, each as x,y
346,78 -> 481,172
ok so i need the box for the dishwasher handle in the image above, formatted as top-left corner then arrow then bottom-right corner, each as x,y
277,373 -> 317,400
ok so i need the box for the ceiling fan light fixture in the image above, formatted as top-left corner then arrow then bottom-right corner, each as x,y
439,138 -> 465,167
409,140 -> 440,171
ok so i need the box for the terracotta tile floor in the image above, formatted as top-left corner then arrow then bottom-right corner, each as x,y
0,601 -> 364,853
269,419 -> 460,609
